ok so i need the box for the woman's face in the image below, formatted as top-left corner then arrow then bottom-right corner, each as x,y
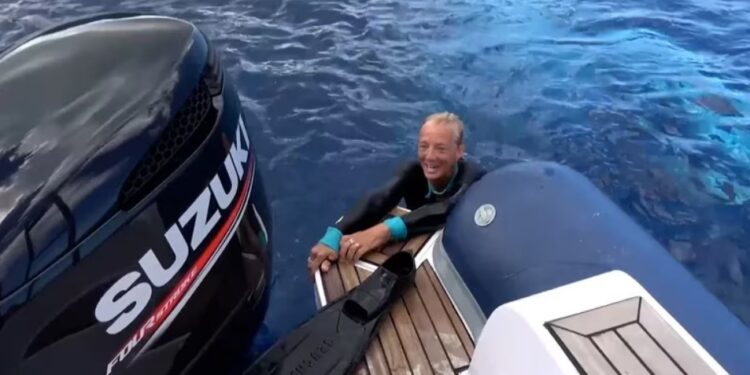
418,121 -> 464,186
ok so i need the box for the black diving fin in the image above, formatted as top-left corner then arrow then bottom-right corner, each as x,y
244,251 -> 416,375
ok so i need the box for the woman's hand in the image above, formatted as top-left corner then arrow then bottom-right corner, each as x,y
307,243 -> 338,280
340,224 -> 391,262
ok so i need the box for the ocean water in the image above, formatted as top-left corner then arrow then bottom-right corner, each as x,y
2,0 -> 749,365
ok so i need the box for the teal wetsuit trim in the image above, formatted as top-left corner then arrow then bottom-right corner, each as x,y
384,217 -> 408,241
426,164 -> 459,198
319,226 -> 343,252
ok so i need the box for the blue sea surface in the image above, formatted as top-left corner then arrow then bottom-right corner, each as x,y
2,0 -> 750,365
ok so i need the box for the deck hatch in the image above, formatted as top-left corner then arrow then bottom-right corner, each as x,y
546,297 -> 715,375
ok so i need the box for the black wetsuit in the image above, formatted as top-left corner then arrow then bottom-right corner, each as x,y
335,159 -> 486,237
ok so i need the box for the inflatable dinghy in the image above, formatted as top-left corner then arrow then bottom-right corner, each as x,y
314,161 -> 750,374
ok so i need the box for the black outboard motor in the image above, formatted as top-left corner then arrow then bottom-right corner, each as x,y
0,14 -> 272,375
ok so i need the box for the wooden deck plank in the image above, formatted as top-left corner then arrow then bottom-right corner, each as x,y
366,233 -> 428,264
402,276 -> 454,374
390,298 -> 433,375
379,312 -> 413,374
424,264 -> 475,357
356,268 -> 392,375
382,241 -> 407,256
363,252 -> 389,265
353,267 -> 373,288
402,234 -> 431,256
322,263 -> 346,302
338,262 -> 361,292
414,267 -> 471,370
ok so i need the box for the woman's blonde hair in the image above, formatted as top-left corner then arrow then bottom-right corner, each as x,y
424,112 -> 465,145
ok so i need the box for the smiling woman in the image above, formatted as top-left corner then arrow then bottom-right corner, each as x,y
307,112 -> 486,276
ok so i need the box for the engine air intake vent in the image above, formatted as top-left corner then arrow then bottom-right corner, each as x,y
119,79 -> 218,210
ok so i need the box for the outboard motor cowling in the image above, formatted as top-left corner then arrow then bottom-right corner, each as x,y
0,14 -> 272,375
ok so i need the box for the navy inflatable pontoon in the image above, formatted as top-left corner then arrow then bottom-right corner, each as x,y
443,161 -> 750,374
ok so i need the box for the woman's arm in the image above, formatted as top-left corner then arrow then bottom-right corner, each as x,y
317,161 -> 419,252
